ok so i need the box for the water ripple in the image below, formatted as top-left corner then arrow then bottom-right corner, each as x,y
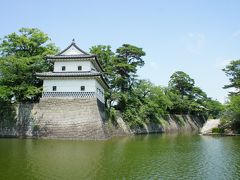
0,135 -> 240,179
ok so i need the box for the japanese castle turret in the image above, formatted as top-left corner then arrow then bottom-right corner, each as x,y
36,40 -> 108,103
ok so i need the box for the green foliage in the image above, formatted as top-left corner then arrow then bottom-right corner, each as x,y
90,44 -> 145,92
222,59 -> 240,95
221,60 -> 240,131
105,107 -> 117,124
0,28 -> 58,102
121,80 -> 172,127
113,44 -> 145,92
167,71 -> 223,118
165,89 -> 190,114
0,56 -> 47,102
166,86 -> 208,115
212,127 -> 225,134
221,95 -> 240,131
89,45 -> 115,85
0,28 -> 58,57
168,71 -> 195,98
90,44 -> 146,111
0,86 -> 12,101
90,44 -> 222,125
204,98 -> 225,119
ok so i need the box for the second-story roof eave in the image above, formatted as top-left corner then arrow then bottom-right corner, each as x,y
46,54 -> 96,59
36,71 -> 101,77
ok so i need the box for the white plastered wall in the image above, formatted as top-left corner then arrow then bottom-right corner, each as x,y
54,61 -> 95,72
61,46 -> 84,55
95,80 -> 105,102
43,79 -> 96,92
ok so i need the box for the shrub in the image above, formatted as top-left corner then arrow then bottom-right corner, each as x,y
212,128 -> 225,134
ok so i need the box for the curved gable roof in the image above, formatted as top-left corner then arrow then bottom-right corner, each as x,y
46,40 -> 105,73
57,39 -> 89,56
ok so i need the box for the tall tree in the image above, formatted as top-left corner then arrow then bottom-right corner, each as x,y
89,45 -> 115,86
168,71 -> 195,98
167,71 -> 223,116
0,28 -> 58,102
221,95 -> 240,132
0,28 -> 57,57
221,60 -> 240,131
90,44 -> 145,111
222,59 -> 240,95
89,45 -> 116,107
89,45 -> 114,72
122,80 -> 172,127
114,44 -> 145,92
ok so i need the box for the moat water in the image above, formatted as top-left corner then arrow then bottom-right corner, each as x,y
0,134 -> 240,179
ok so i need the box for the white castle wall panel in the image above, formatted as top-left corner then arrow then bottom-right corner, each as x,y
95,81 -> 105,102
43,79 -> 96,92
61,46 -> 84,55
54,61 -> 93,72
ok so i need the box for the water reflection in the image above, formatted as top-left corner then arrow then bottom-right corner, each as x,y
0,134 -> 240,179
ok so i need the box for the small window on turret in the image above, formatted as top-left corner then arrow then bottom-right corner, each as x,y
53,86 -> 57,91
81,86 -> 85,91
62,66 -> 66,71
78,66 -> 82,71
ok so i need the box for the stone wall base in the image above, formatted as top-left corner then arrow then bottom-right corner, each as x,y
17,98 -> 109,140
0,100 -> 206,140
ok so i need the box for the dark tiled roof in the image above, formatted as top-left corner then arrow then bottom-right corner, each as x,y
36,71 -> 101,77
45,40 -> 104,73
46,54 -> 96,59
57,40 -> 89,56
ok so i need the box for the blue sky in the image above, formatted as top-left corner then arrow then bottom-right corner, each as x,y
1,0 -> 240,102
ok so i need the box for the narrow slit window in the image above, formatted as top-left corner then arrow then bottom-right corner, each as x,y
62,66 -> 66,71
78,66 -> 82,71
81,86 -> 85,91
52,86 -> 57,91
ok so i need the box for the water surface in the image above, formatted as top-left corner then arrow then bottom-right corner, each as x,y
0,134 -> 240,179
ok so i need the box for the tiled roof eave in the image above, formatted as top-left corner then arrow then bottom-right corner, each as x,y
36,72 -> 101,77
46,55 -> 96,59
